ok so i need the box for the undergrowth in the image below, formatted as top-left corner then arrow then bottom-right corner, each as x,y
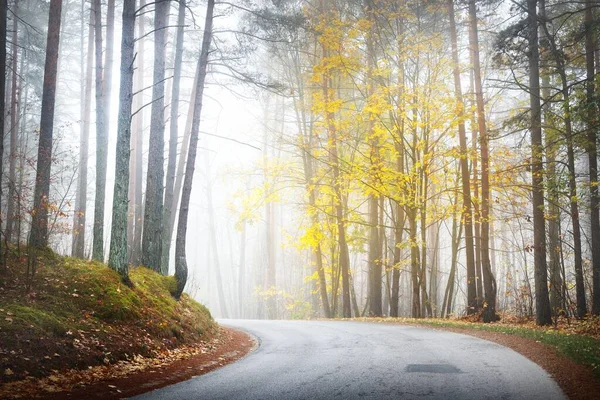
0,247 -> 216,383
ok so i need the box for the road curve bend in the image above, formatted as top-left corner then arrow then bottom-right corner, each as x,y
134,319 -> 565,400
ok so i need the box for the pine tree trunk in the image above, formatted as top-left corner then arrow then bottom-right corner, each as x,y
107,0 -> 136,283
161,0 -> 186,275
29,0 -> 62,249
527,0 -> 552,326
468,0 -> 497,322
142,0 -> 170,272
447,0 -> 477,314
469,71 -> 483,308
365,0 -> 382,317
390,4 -> 405,318
585,0 -> 600,316
0,0 -> 6,268
130,0 -> 146,266
72,4 -> 94,259
174,0 -> 214,299
6,0 -> 19,242
92,0 -> 115,261
539,0 -> 563,316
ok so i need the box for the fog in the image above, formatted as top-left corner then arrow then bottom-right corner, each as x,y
3,0 -> 598,323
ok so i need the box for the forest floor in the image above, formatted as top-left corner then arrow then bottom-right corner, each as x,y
360,315 -> 600,400
0,248 -> 254,399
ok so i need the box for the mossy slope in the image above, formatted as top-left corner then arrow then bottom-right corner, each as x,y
0,249 -> 216,382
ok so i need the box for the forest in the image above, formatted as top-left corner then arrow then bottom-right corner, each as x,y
1,0 -> 600,329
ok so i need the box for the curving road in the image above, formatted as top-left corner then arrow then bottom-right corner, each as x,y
134,319 -> 565,400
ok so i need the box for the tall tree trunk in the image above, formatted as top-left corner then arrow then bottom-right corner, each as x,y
72,4 -> 94,258
107,0 -> 136,283
540,0 -> 582,319
15,50 -> 28,251
168,62 -> 199,238
161,0 -> 186,275
390,4 -> 405,318
130,0 -> 146,265
174,0 -> 214,299
468,0 -> 497,322
92,0 -> 115,261
366,0 -> 383,317
469,71 -> 483,308
527,0 -> 552,326
539,0 -> 563,316
447,0 -> 477,314
586,0 -> 600,316
0,0 -> 6,268
6,0 -> 18,242
142,0 -> 170,271
29,0 -> 62,249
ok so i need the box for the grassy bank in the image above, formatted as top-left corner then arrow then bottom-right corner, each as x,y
0,248 -> 216,384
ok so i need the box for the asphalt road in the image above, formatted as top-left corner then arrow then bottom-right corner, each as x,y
134,319 -> 565,400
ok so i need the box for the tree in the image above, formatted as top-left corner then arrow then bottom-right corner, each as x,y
447,0 -> 477,314
6,0 -> 19,243
585,0 -> 600,316
107,0 -> 136,283
366,0 -> 383,317
539,0 -> 586,319
468,0 -> 497,322
527,0 -> 552,326
92,0 -> 115,261
161,0 -> 187,275
539,0 -> 562,316
0,0 -> 6,267
72,3 -> 95,259
29,0 -> 62,249
174,0 -> 215,298
129,0 -> 147,265
142,0 -> 170,272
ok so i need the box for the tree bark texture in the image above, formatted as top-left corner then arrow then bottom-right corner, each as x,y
468,0 -> 497,322
130,0 -> 146,265
142,0 -> 170,272
108,0 -> 136,282
92,0 -> 115,261
72,4 -> 94,259
585,0 -> 600,316
447,0 -> 477,314
174,0 -> 214,298
29,0 -> 62,249
0,0 -> 6,266
527,0 -> 552,326
6,0 -> 19,242
161,0 -> 186,275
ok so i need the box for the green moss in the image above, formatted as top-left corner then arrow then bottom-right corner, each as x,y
1,304 -> 67,336
0,248 -> 215,344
